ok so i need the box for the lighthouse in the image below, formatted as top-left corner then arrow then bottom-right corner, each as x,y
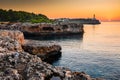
93,14 -> 96,20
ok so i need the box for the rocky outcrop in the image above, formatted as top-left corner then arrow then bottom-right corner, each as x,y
0,30 -> 103,80
0,30 -> 61,62
20,23 -> 83,33
0,30 -> 24,45
0,37 -> 23,53
21,23 -> 84,37
0,22 -> 84,37
0,30 -> 24,54
0,30 -> 62,60
22,40 -> 61,62
0,52 -> 102,80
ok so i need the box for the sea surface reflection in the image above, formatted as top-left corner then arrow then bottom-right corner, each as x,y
26,22 -> 120,80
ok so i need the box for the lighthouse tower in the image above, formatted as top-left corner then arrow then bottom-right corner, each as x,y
93,14 -> 96,20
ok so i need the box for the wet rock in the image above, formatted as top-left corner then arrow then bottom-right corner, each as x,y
51,76 -> 61,80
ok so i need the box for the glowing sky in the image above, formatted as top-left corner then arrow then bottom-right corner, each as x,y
0,0 -> 120,21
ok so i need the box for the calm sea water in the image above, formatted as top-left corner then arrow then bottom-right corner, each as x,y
53,22 -> 120,80
28,22 -> 120,80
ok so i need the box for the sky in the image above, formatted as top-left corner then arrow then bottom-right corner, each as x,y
0,0 -> 120,21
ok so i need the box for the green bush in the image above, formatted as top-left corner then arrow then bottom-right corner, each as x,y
0,9 -> 52,23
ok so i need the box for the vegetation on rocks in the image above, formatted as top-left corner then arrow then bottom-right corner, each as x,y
0,9 -> 52,23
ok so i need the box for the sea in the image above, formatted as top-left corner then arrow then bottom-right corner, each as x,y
28,22 -> 120,80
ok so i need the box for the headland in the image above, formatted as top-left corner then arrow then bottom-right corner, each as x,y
0,30 -> 103,80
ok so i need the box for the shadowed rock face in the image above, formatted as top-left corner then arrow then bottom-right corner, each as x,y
22,40 -> 62,62
21,23 -> 84,34
0,23 -> 84,37
42,27 -> 54,31
0,30 -> 61,62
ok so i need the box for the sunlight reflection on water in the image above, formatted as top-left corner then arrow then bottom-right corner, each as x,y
52,22 -> 120,80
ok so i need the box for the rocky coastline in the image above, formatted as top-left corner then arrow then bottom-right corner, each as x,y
22,40 -> 62,63
0,22 -> 84,37
0,26 -> 103,80
0,52 -> 102,80
0,30 -> 61,62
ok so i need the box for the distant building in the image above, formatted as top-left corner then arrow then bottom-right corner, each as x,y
54,15 -> 100,25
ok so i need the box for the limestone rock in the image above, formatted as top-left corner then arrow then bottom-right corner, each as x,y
0,52 -> 103,80
0,37 -> 23,52
0,23 -> 84,37
0,30 -> 24,45
22,40 -> 61,62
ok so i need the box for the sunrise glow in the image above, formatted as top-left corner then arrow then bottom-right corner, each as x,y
0,0 -> 120,21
